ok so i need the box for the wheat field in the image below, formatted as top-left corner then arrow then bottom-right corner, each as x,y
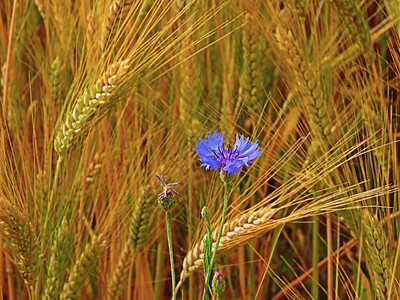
0,0 -> 399,299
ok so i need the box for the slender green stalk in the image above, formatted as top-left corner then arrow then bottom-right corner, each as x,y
36,155 -> 63,298
312,216 -> 319,300
202,182 -> 230,299
166,211 -> 176,300
202,208 -> 212,300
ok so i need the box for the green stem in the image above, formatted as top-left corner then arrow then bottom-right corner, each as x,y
202,182 -> 230,299
36,155 -> 63,298
203,212 -> 212,300
166,211 -> 176,300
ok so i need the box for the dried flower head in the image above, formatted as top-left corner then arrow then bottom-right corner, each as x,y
156,174 -> 179,211
194,131 -> 261,175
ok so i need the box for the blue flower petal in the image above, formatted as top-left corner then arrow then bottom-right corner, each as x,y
194,131 -> 260,175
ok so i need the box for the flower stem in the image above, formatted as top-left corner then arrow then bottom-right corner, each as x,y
202,182 -> 230,299
166,211 -> 176,300
203,212 -> 212,291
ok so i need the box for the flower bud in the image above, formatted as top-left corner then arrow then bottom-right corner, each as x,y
201,206 -> 210,219
158,194 -> 176,211
212,270 -> 226,295
156,174 -> 180,211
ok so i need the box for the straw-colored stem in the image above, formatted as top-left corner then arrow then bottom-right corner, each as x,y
5,251 -> 14,300
312,216 -> 319,300
327,213 -> 333,299
166,211 -> 176,300
202,182 -> 229,300
2,0 -> 17,126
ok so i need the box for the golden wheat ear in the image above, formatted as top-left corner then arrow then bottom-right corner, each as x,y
54,60 -> 130,155
59,233 -> 107,300
0,198 -> 38,292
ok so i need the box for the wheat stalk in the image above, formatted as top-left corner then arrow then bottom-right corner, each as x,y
59,233 -> 107,300
178,207 -> 276,288
54,60 -> 130,155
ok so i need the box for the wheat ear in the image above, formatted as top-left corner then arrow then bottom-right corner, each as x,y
106,194 -> 154,299
361,101 -> 391,175
59,233 -> 107,300
274,26 -> 331,144
49,57 -> 62,102
43,218 -> 69,300
101,0 -> 134,51
33,0 -> 45,18
178,207 -> 276,288
106,239 -> 131,300
333,0 -> 374,61
362,210 -> 393,299
0,199 -> 38,291
54,60 -> 130,155
240,12 -> 262,105
129,195 -> 153,252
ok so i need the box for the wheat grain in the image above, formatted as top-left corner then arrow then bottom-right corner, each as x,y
178,207 -> 276,287
54,60 -> 130,155
59,233 -> 107,300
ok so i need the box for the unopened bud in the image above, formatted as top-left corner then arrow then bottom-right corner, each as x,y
212,270 -> 226,295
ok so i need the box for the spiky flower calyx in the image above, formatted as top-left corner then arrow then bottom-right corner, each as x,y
194,131 -> 261,175
156,174 -> 179,211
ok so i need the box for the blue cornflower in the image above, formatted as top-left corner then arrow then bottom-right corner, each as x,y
194,131 -> 261,175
